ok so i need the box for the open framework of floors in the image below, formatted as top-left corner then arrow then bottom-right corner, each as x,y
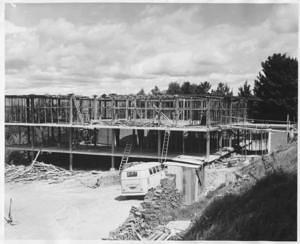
5,94 -> 290,170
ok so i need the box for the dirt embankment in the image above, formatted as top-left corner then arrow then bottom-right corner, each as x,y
182,141 -> 297,241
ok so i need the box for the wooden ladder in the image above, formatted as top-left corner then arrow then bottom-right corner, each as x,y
119,143 -> 132,175
160,130 -> 170,163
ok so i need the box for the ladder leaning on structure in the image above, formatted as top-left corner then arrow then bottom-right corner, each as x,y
160,130 -> 171,164
119,143 -> 132,175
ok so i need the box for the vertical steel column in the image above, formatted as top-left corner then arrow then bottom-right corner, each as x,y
111,129 -> 115,170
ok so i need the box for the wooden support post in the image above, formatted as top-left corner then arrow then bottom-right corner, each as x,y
18,126 -> 21,145
243,98 -> 247,123
133,98 -> 137,120
218,130 -> 223,150
229,130 -> 233,148
182,99 -> 185,121
69,94 -> 73,124
37,98 -> 40,124
206,131 -> 210,159
58,98 -> 61,123
44,98 -> 47,123
27,126 -> 31,145
182,131 -> 185,154
125,99 -> 129,120
40,126 -> 44,146
93,95 -> 98,120
31,127 -> 34,149
115,100 -> 118,120
229,99 -> 233,124
112,98 -> 116,120
244,129 -> 247,157
175,98 -> 179,124
69,153 -> 73,171
206,98 -> 210,127
158,99 -> 162,123
249,130 -> 252,151
158,130 -> 161,158
26,97 -> 30,123
103,100 -> 106,119
190,98 -> 193,121
50,98 -> 53,123
260,130 -> 263,155
111,129 -> 115,170
93,128 -> 97,148
69,128 -> 73,171
30,96 -> 34,123
267,129 -> 272,154
145,99 -> 148,120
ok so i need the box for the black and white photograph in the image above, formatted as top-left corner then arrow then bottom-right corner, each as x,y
2,1 -> 298,241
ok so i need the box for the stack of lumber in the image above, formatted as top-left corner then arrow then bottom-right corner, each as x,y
147,226 -> 172,240
5,162 -> 73,183
108,176 -> 182,240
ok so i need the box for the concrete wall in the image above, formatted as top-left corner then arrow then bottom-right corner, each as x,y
270,131 -> 288,152
166,165 -> 204,205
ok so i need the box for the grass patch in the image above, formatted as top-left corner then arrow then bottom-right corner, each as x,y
184,171 -> 297,241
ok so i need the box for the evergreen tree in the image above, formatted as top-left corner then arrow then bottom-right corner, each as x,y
253,53 -> 298,121
196,81 -> 212,94
238,81 -> 252,97
211,82 -> 233,96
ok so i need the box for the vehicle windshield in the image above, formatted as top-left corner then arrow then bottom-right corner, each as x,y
126,171 -> 138,177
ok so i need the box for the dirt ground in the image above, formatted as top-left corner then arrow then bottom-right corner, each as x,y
4,176 -> 142,240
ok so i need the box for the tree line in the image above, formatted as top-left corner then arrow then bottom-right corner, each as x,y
136,53 -> 298,122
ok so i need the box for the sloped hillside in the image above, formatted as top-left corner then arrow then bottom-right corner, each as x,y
184,142 -> 297,241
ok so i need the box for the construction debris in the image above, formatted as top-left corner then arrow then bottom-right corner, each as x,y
108,175 -> 182,240
5,161 -> 74,183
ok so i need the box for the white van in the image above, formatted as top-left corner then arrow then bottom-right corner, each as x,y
120,162 -> 166,196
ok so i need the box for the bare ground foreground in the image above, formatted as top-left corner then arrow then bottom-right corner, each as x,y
4,174 -> 142,240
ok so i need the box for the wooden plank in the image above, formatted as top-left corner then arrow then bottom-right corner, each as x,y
69,127 -> 73,171
5,122 -> 221,132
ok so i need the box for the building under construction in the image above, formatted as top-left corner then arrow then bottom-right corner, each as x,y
6,94 -> 284,170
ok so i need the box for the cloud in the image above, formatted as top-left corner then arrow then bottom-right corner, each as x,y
5,4 -> 298,96
267,4 -> 298,33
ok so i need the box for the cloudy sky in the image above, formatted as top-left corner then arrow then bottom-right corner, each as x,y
5,3 -> 298,96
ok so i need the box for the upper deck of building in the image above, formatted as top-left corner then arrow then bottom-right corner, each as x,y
5,94 -> 248,131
